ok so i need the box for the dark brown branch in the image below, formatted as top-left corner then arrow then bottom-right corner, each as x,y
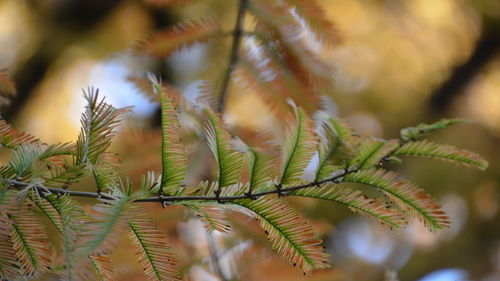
3,169 -> 356,204
216,0 -> 248,113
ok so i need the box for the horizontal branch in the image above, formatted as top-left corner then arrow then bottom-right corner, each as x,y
2,169 -> 357,204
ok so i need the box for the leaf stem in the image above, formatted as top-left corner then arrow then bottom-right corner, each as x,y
3,169 -> 357,204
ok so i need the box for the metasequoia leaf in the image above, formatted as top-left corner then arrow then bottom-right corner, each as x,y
352,138 -> 399,170
128,216 -> 180,281
43,164 -> 86,188
235,138 -> 275,193
233,198 -> 329,273
134,18 -> 220,57
315,114 -> 355,180
393,140 -> 488,170
283,0 -> 341,46
7,207 -> 52,276
93,152 -> 121,193
82,189 -> 132,255
246,148 -> 274,192
400,118 -> 470,141
0,165 -> 15,180
150,78 -> 188,195
27,191 -> 63,233
205,109 -> 243,188
0,120 -> 38,149
291,184 -> 407,229
279,105 -> 317,185
186,204 -> 230,233
0,215 -> 19,280
76,88 -> 130,166
344,169 -> 450,232
9,143 -> 46,177
89,254 -> 115,281
39,142 -> 75,159
0,70 -> 16,107
51,195 -> 88,280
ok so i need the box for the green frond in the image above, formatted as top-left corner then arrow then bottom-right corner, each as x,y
43,164 -> 86,188
89,255 -> 115,281
150,78 -> 188,195
233,198 -> 329,273
93,152 -> 121,193
283,0 -> 341,46
134,18 -> 221,57
39,142 -> 75,159
0,165 -> 16,180
128,217 -> 180,281
280,105 -> 317,185
235,138 -> 274,193
205,109 -> 243,188
9,143 -> 45,178
0,120 -> 38,149
76,88 -> 130,166
50,195 -> 87,280
0,70 -> 16,106
7,206 -> 52,277
352,138 -> 399,170
0,215 -> 19,280
186,204 -> 230,233
27,191 -> 63,233
82,189 -> 131,255
138,171 -> 162,195
0,185 -> 16,208
291,184 -> 407,229
315,114 -> 355,180
344,169 -> 450,232
400,118 -> 470,141
394,140 -> 488,170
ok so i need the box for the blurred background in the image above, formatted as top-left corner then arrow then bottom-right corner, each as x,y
0,0 -> 499,280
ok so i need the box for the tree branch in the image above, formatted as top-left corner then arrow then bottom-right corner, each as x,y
216,0 -> 248,113
2,169 -> 356,204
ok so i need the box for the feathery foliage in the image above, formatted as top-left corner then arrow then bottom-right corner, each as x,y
0,0 -> 490,279
135,18 -> 221,57
151,77 -> 188,195
0,120 -> 38,149
76,88 -> 129,166
233,198 -> 329,273
344,169 -> 450,232
279,104 -> 317,186
394,139 -> 488,170
186,204 -> 231,233
205,109 -> 244,190
400,118 -> 470,141
128,216 -> 180,281
291,184 -> 407,229
315,114 -> 355,180
7,206 -> 52,277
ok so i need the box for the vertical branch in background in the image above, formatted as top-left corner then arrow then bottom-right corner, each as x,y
210,1 -> 248,280
216,0 -> 248,113
207,231 -> 230,281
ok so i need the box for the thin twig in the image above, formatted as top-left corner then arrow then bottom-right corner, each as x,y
3,169 -> 356,204
216,0 -> 248,113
